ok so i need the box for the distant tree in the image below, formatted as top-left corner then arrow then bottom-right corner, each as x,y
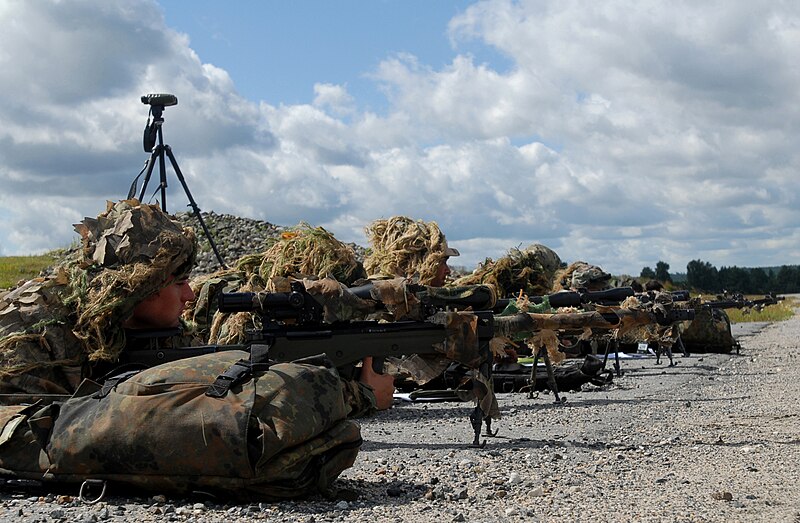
749,268 -> 769,294
686,259 -> 720,292
775,265 -> 800,294
655,261 -> 672,282
718,266 -> 750,293
640,266 -> 656,279
767,269 -> 777,293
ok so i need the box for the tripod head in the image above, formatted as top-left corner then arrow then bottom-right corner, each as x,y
142,93 -> 178,152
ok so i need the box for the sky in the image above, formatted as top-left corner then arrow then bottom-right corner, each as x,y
1,0 -> 799,276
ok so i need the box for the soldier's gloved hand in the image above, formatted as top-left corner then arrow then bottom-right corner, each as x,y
359,357 -> 395,410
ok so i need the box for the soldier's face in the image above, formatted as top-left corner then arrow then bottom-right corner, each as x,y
430,258 -> 451,287
124,277 -> 195,329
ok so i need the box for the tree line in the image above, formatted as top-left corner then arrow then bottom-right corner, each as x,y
640,260 -> 799,294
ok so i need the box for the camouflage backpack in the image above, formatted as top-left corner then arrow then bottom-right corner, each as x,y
0,351 -> 362,501
680,307 -> 739,353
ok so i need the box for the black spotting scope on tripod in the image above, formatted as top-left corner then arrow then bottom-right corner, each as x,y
128,93 -> 227,269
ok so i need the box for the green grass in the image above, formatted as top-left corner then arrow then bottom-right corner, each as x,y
726,297 -> 796,323
0,254 -> 59,289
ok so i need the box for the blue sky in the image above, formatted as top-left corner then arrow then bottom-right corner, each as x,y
160,1 -> 501,109
1,0 -> 799,276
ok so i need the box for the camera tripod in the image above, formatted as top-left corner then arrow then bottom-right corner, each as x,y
128,94 -> 227,269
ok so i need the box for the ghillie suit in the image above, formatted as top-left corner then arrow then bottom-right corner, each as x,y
552,261 -> 612,292
0,199 -> 197,396
453,243 -> 562,298
609,275 -> 644,292
363,216 -> 458,285
360,216 -> 462,387
238,222 -> 366,289
186,223 -> 366,344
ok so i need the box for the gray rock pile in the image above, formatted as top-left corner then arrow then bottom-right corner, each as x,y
174,211 -> 285,275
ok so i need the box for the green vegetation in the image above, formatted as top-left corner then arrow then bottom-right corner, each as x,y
0,254 -> 58,289
726,297 -> 796,323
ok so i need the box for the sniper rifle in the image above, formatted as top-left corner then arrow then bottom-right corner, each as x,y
700,293 -> 785,312
123,280 -> 496,447
493,287 -> 691,311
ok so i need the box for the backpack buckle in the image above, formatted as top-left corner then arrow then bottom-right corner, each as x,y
205,359 -> 252,398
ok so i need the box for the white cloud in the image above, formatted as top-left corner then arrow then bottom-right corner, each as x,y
313,83 -> 356,116
1,0 -> 799,277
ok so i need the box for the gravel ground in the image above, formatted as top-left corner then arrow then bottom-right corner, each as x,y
1,313 -> 798,522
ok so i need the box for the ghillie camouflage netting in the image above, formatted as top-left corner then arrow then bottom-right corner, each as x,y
454,244 -> 561,298
0,199 -> 197,381
187,223 -> 366,344
363,216 -> 449,286
235,222 -> 366,288
552,261 -> 612,292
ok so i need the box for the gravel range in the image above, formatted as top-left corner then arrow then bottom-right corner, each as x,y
1,312 -> 798,522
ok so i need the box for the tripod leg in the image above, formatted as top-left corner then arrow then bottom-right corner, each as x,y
137,147 -> 162,202
164,146 -> 227,269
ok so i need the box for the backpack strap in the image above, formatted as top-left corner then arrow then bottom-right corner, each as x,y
206,343 -> 272,398
92,370 -> 142,399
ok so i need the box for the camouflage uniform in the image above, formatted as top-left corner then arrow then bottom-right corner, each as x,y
0,199 -> 196,396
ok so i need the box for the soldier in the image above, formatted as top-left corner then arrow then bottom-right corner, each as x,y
363,216 -> 459,287
552,261 -> 613,292
0,199 -> 197,396
0,200 -> 380,415
185,221 -> 394,410
0,201 -> 373,498
454,243 -> 562,298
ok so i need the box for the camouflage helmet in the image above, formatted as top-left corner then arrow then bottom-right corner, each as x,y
524,244 -> 561,277
552,261 -> 611,292
67,199 -> 197,361
364,216 -> 458,286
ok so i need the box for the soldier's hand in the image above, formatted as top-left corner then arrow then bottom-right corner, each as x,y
359,357 -> 395,410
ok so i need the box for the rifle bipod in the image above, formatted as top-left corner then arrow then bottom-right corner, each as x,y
526,345 -> 567,403
654,341 -> 676,366
468,405 -> 499,448
602,338 -> 624,377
